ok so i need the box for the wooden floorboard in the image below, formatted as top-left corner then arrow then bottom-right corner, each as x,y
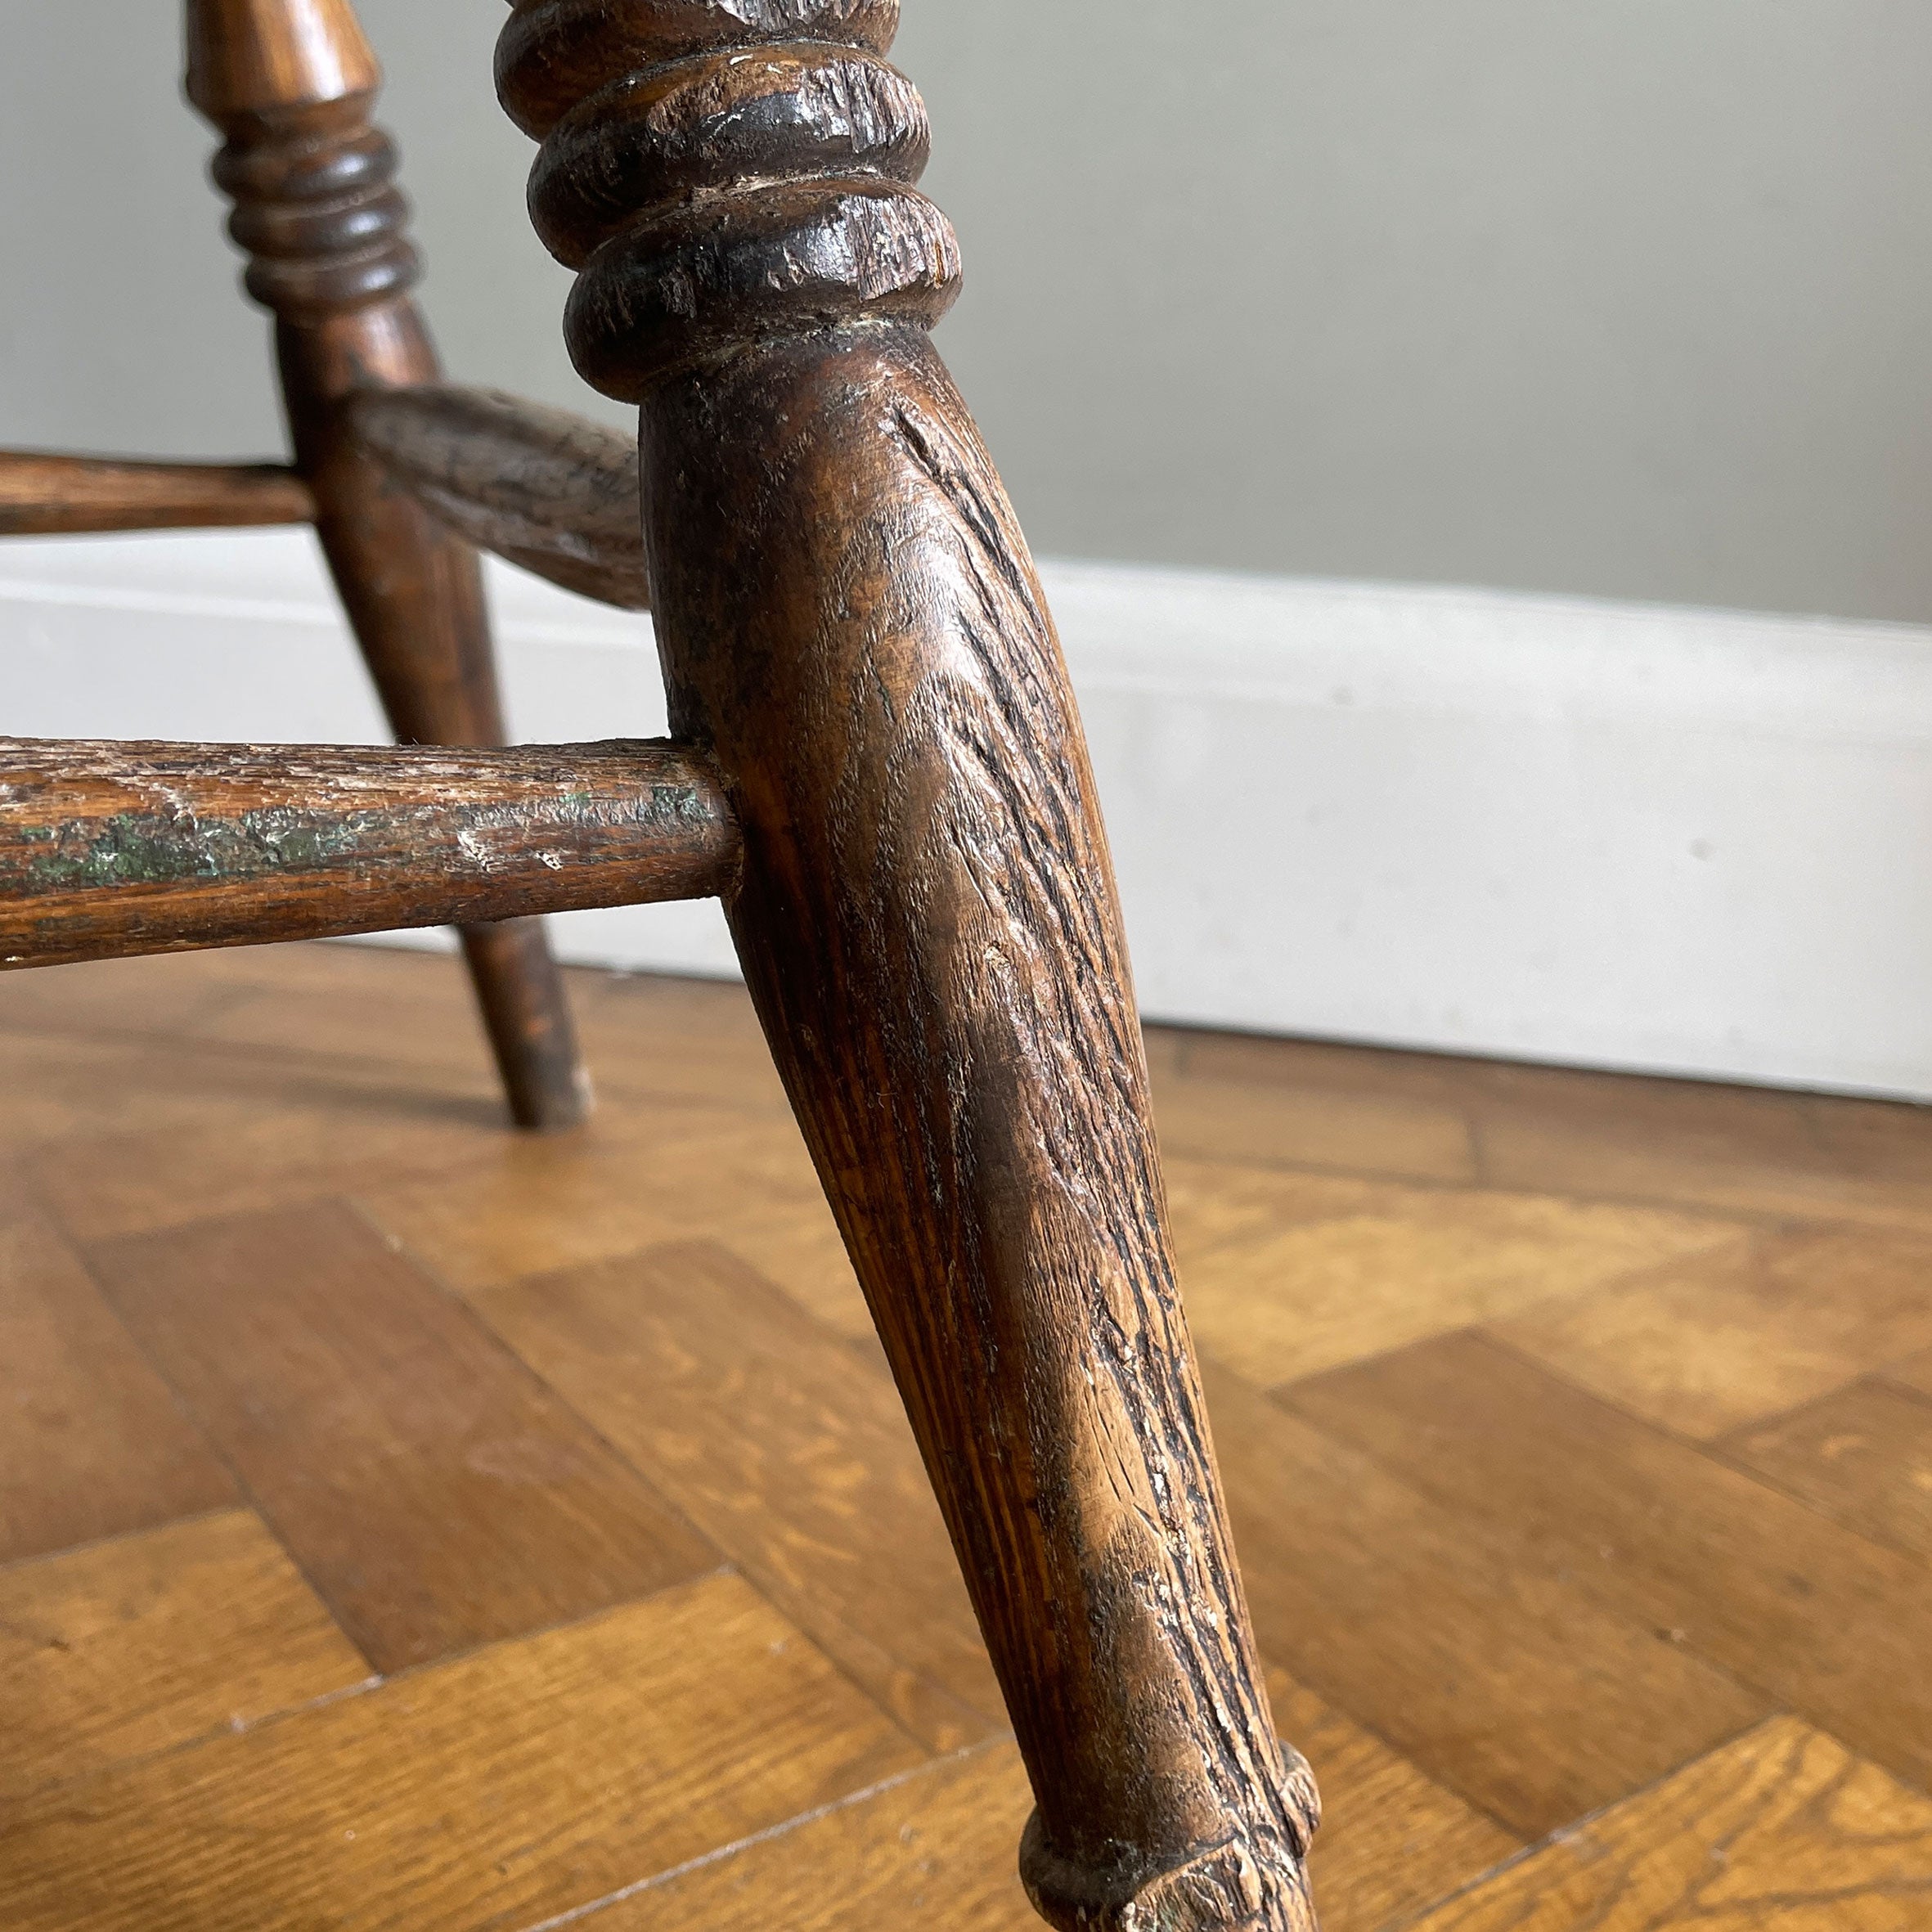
0,1206 -> 235,1567
1286,1332 -> 1932,1795
1720,1377 -> 1932,1565
1177,1172 -> 1739,1386
84,1200 -> 719,1674
0,1510 -> 369,1799
1494,1224 -> 1932,1440
1890,1343 -> 1932,1399
7,941 -> 1930,1929
0,1572 -> 920,1932
1266,1668 -> 1521,1932
1409,1715 -> 1932,1929
1204,1356 -> 1768,1837
472,1238 -> 1006,1753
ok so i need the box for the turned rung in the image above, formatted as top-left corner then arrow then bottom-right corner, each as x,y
0,452 -> 316,536
0,737 -> 737,969
1,393 -> 648,615
346,385 -> 649,610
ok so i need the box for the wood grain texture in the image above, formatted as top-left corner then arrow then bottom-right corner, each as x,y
186,0 -> 380,124
177,940 -> 792,1117
0,951 -> 251,1048
1201,1358 -> 1768,1837
189,0 -> 588,1129
1149,1068 -> 1479,1186
0,1210 -> 234,1568
11,944 -> 1932,1928
495,0 -> 904,143
0,735 -> 738,968
597,1691 -> 1512,1932
359,1103 -> 865,1328
1476,1090 -> 1932,1237
346,384 -> 649,608
25,1062 -> 510,1242
1408,1716 -> 1932,1930
1287,1332 -> 1932,1795
1722,1378 -> 1932,1563
500,7 -> 1319,1921
0,1028 -> 288,1165
85,1199 -> 717,1672
0,1510 -> 368,1799
596,1742 -> 1040,1932
1176,1175 -> 1737,1389
0,1570 -> 921,1932
1493,1224 -> 1932,1439
474,1239 -> 1009,1752
1265,1671 -> 1517,1932
0,452 -> 313,535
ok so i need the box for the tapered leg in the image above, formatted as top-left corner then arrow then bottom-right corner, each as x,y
499,5 -> 1321,1924
186,0 -> 589,1129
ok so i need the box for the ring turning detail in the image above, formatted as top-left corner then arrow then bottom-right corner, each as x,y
501,0 -> 959,398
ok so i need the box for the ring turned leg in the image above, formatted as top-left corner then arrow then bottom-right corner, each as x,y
498,4 -> 1322,1922
185,0 -> 589,1130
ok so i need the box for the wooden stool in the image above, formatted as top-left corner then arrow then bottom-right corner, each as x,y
0,3 -> 1322,1926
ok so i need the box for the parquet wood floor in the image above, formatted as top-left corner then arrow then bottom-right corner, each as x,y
4,941 -> 1930,1930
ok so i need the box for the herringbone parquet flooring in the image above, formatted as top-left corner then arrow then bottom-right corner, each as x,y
3,941 -> 1930,1929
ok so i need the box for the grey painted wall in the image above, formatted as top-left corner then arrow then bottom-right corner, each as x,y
5,2 -> 1930,622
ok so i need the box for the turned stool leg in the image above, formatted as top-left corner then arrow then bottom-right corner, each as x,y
185,0 -> 588,1129
653,331 -> 1322,1932
499,6 -> 1320,1922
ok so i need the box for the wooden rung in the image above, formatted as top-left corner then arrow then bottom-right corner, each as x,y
0,452 -> 315,536
0,737 -> 737,969
346,385 -> 649,610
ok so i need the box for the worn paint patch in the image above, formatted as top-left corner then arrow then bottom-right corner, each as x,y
13,786 -> 732,898
18,807 -> 412,895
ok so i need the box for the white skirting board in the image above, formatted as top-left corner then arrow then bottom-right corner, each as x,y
6,528 -> 1932,1102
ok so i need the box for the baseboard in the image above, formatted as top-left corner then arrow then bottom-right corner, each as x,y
7,528 -> 1932,1101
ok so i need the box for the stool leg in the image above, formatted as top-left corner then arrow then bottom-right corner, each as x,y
646,331 -> 1323,1931
499,2 -> 1323,1915
185,0 -> 589,1129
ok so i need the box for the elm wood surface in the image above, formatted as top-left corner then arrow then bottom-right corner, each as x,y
0,452 -> 313,535
186,0 -> 588,1130
500,4 -> 1319,1925
0,736 -> 738,968
346,385 -> 649,609
84,1198 -> 718,1674
10,948 -> 1932,1925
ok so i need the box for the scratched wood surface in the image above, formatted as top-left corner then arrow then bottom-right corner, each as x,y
0,739 -> 739,968
3,940 -> 1930,1929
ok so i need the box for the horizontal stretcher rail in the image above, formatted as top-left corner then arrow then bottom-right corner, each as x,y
0,452 -> 316,536
0,736 -> 737,968
346,385 -> 649,610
